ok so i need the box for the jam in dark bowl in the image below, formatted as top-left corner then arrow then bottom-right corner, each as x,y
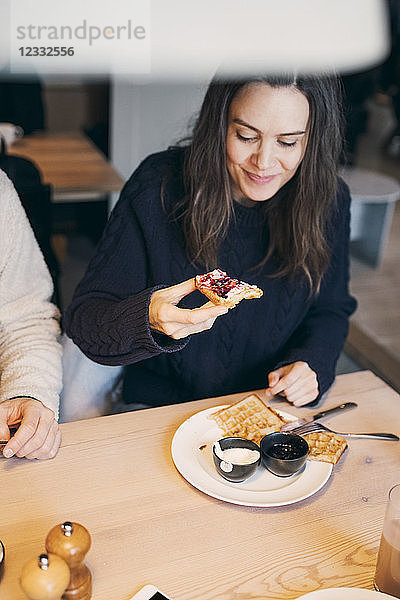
260,432 -> 309,477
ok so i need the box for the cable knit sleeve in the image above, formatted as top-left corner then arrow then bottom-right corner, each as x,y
0,170 -> 62,418
274,179 -> 357,399
64,155 -> 189,365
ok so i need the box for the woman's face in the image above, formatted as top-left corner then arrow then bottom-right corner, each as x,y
226,83 -> 310,203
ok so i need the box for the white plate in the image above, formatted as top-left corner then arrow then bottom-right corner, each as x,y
171,405 -> 332,507
297,588 -> 397,599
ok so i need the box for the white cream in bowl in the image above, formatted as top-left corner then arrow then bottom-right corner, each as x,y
214,441 -> 260,465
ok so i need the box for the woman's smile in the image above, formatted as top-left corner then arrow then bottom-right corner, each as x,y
244,170 -> 278,185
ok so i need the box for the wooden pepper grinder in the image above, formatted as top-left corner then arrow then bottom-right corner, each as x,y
45,522 -> 92,600
20,553 -> 70,600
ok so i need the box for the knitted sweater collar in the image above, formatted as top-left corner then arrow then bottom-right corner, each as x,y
232,198 -> 266,228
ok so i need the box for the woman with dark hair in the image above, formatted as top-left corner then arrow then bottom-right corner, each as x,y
65,73 -> 356,410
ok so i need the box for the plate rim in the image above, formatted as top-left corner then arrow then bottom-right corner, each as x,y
171,404 -> 333,507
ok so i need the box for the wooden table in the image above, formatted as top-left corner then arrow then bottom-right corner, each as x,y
1,371 -> 399,600
9,132 -> 125,202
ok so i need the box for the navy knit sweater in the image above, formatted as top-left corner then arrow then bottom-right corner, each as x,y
65,148 -> 357,406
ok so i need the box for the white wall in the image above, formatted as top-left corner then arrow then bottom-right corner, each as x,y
110,81 -> 208,207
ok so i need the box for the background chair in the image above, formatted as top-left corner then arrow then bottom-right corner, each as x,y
59,335 -> 124,423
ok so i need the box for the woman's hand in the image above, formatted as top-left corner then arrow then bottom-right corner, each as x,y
265,361 -> 319,406
0,398 -> 61,460
149,278 -> 228,340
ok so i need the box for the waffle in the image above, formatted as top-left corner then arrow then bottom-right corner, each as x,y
302,431 -> 348,465
210,394 -> 287,445
195,269 -> 263,309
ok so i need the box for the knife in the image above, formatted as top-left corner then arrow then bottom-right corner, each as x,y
280,402 -> 358,432
0,424 -> 21,448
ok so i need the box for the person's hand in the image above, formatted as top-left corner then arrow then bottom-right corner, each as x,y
149,278 -> 228,339
0,398 -> 61,460
265,361 -> 319,406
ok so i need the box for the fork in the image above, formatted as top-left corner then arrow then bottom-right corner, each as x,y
288,421 -> 399,441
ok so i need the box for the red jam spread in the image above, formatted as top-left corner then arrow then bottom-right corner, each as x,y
196,269 -> 243,299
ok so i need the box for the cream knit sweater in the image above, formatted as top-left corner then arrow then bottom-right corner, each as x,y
0,170 -> 62,418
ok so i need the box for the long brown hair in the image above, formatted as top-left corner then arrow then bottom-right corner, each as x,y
180,73 -> 344,292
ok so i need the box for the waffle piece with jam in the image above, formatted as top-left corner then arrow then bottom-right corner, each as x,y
196,269 -> 263,309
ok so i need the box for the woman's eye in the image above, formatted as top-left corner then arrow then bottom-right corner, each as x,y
236,132 -> 257,143
278,139 -> 298,148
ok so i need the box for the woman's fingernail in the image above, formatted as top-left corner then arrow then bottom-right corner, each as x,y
3,448 -> 13,458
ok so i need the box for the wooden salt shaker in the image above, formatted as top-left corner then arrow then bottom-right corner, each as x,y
20,553 -> 70,600
45,522 -> 92,600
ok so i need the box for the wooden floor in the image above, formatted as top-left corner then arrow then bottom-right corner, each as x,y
345,97 -> 400,392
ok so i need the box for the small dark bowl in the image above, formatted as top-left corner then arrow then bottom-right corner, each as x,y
0,539 -> 4,581
260,432 -> 309,477
212,437 -> 261,483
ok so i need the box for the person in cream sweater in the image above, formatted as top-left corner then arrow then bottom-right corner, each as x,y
0,169 -> 62,459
